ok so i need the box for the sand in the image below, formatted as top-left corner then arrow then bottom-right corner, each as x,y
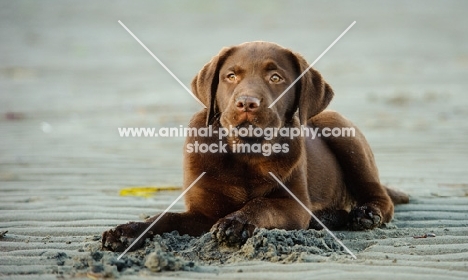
50,221 -> 468,278
71,229 -> 344,277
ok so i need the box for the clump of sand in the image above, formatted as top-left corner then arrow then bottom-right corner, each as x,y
70,228 -> 345,277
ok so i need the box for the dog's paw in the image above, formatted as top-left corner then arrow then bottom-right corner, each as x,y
211,215 -> 256,246
349,205 -> 382,230
102,222 -> 150,252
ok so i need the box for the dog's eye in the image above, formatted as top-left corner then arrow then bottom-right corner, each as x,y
270,74 -> 283,84
226,73 -> 237,82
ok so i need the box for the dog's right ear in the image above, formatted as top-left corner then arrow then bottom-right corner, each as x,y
191,47 -> 236,126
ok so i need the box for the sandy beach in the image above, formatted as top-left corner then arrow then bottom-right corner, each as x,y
1,1 -> 467,279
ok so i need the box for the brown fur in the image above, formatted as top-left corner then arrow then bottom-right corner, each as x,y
102,41 -> 409,252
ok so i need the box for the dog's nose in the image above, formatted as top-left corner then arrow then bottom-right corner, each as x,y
235,96 -> 261,112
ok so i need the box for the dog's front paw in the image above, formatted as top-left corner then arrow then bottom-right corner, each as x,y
349,205 -> 382,230
211,215 -> 256,246
102,222 -> 150,252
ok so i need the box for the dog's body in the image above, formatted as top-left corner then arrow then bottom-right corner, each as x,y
102,42 -> 408,252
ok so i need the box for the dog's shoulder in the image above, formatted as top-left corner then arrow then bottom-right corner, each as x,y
188,110 -> 209,128
185,110 -> 220,145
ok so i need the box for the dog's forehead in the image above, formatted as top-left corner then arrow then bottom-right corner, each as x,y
222,42 -> 293,70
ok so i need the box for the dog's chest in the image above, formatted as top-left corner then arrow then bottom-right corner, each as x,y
208,163 -> 272,203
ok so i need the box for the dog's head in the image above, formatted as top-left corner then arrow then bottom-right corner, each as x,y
191,41 -> 334,134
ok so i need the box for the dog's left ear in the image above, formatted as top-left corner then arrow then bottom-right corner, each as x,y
292,52 -> 334,125
191,46 -> 236,126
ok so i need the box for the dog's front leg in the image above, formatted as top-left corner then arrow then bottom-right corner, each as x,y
211,196 -> 311,246
102,211 -> 215,252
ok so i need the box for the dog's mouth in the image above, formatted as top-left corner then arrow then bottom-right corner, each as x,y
233,112 -> 261,126
220,112 -> 281,133
228,122 -> 264,140
220,120 -> 282,146
218,103 -> 284,146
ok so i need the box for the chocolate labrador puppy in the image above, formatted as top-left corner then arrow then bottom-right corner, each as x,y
102,41 -> 409,252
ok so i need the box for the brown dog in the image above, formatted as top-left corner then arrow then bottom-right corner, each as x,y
102,41 -> 409,252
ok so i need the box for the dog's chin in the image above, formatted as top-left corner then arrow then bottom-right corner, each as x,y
234,122 -> 261,130
220,119 -> 281,132
224,123 -> 265,146
231,136 -> 264,145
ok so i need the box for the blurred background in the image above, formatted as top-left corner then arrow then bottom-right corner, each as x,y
2,2 -> 468,277
1,0 -> 467,195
